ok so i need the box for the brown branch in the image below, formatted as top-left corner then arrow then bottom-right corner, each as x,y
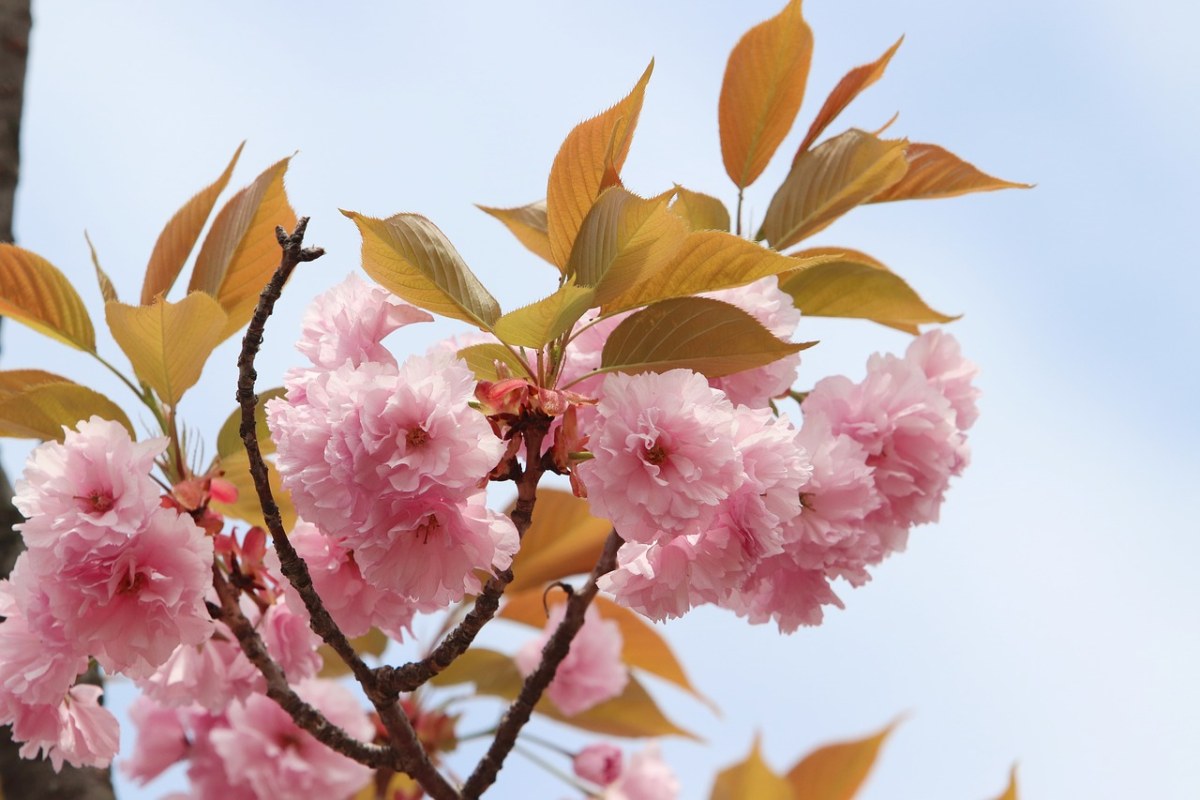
460,528 -> 623,799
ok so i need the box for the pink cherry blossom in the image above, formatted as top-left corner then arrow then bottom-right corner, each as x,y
575,743 -> 624,786
598,539 -> 697,621
732,554 -> 845,633
0,574 -> 88,711
11,684 -> 119,772
605,742 -> 679,800
578,369 -> 743,542
260,598 -> 322,682
137,619 -> 264,712
705,276 -> 803,408
122,695 -> 190,783
904,328 -> 981,430
515,604 -> 628,716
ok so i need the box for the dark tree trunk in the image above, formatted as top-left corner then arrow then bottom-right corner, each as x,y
0,1 -> 116,797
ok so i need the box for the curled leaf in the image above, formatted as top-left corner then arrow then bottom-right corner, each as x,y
85,232 -> 119,304
477,200 -> 555,267
797,37 -> 903,155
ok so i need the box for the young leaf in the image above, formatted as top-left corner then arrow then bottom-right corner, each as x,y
212,450 -> 296,531
317,628 -> 389,679
142,142 -> 244,305
493,284 -> 596,349
85,231 -> 119,304
796,37 -> 904,156
602,230 -> 833,313
457,342 -> 532,382
785,721 -> 896,800
867,142 -> 1032,203
0,244 -> 96,352
719,0 -> 814,189
477,200 -> 556,267
711,736 -> 795,800
500,588 -> 709,704
506,487 -> 613,593
777,247 -> 955,330
990,766 -> 1020,800
597,297 -> 812,380
566,187 -> 687,306
188,155 -> 296,340
761,129 -> 909,249
546,61 -> 654,267
0,371 -> 134,440
670,187 -> 731,232
105,293 -> 228,407
343,210 -> 501,330
215,386 -> 287,461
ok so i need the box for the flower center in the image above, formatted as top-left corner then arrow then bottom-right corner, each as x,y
416,514 -> 441,544
643,441 -> 668,466
118,571 -> 147,595
77,489 -> 116,514
406,426 -> 430,448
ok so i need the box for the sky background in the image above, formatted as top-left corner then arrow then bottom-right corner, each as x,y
4,0 -> 1199,798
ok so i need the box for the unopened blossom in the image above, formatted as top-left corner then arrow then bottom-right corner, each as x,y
705,276 -> 803,408
575,743 -> 623,786
578,370 -> 743,542
605,742 -> 679,800
515,604 -> 628,716
10,684 -> 119,772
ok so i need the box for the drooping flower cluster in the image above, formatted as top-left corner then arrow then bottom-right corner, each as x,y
0,417 -> 214,769
267,275 -> 520,617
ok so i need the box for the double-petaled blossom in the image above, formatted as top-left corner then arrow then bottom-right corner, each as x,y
705,276 -> 804,408
515,604 -> 628,715
604,743 -> 680,800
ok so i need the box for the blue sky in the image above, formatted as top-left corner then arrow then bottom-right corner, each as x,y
5,1 -> 1198,797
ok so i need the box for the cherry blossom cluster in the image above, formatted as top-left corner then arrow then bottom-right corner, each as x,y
573,742 -> 680,799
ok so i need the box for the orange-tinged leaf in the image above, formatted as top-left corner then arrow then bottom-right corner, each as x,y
142,142 -> 244,305
506,487 -> 612,593
0,372 -> 133,441
546,61 -> 654,267
477,200 -> 556,267
189,156 -> 296,340
760,129 -> 909,250
500,588 -> 708,703
602,230 -> 833,313
493,284 -> 596,349
0,244 -> 96,352
712,736 -> 794,800
868,142 -> 1032,203
797,37 -> 903,156
344,210 -> 501,330
777,248 -> 955,330
670,187 -> 731,232
317,628 -> 390,678
719,0 -> 813,189
85,231 -> 118,304
215,387 -> 287,461
594,297 -> 813,381
567,188 -> 687,306
457,342 -> 533,382
785,721 -> 896,800
105,293 -> 228,407
990,765 -> 1020,800
212,449 -> 296,531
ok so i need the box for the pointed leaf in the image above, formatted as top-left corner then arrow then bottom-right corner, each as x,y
868,142 -> 1032,203
546,61 -> 654,267
777,248 -> 955,330
105,293 -> 228,406
478,200 -> 556,267
85,232 -> 119,304
603,230 -> 834,313
719,0 -> 814,189
797,37 -> 903,155
990,766 -> 1020,800
143,142 -> 244,305
712,736 -> 794,800
493,284 -> 595,349
500,587 -> 708,703
344,210 -> 500,330
457,342 -> 532,382
212,450 -> 296,531
0,372 -> 133,441
317,628 -> 390,678
595,297 -> 812,381
786,721 -> 896,800
670,187 -> 731,232
0,244 -> 96,352
189,156 -> 296,340
506,487 -> 612,593
216,387 -> 287,461
567,188 -> 687,307
761,130 -> 909,250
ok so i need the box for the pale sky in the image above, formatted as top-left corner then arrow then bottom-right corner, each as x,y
5,1 -> 1198,798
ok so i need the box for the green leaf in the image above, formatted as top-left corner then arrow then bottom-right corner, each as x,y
216,386 -> 287,461
188,155 -> 296,340
0,244 -> 96,352
867,142 -> 1032,203
0,371 -> 134,441
493,284 -> 596,349
477,200 -> 556,267
566,188 -> 686,307
143,142 -> 244,305
760,129 -> 909,250
546,61 -> 654,267
670,187 -> 731,232
85,231 -> 119,304
785,721 -> 896,800
105,293 -> 228,406
796,37 -> 904,155
777,247 -> 956,331
711,736 -> 795,800
317,628 -> 390,678
343,210 -> 501,330
457,342 -> 532,382
505,487 -> 612,593
594,297 -> 813,380
718,0 -> 813,189
602,230 -> 833,313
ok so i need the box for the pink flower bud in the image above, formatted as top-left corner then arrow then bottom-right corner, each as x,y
574,743 -> 623,786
